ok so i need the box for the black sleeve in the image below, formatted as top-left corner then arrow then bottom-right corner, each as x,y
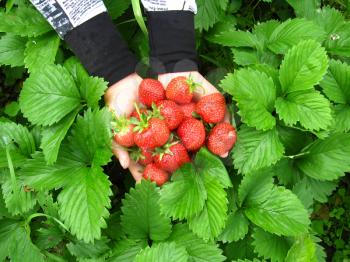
30,1 -> 138,86
64,13 -> 138,85
146,11 -> 198,75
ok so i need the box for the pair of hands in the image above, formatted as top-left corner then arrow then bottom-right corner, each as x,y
105,71 -> 230,182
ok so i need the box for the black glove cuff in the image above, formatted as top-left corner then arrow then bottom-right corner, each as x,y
64,12 -> 138,86
147,11 -> 198,74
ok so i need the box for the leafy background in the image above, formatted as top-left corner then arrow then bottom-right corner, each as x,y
1,0 -> 350,261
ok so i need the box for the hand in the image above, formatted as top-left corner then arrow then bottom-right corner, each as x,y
158,71 -> 231,158
104,73 -> 144,182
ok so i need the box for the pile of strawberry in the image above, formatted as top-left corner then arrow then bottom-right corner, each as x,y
113,76 -> 237,186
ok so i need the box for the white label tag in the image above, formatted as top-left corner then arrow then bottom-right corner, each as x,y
55,0 -> 106,27
141,0 -> 197,13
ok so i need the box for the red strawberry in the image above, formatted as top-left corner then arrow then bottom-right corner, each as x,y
207,123 -> 237,156
134,118 -> 170,149
156,100 -> 184,130
143,164 -> 169,186
154,143 -> 191,172
139,79 -> 165,107
177,118 -> 206,151
149,118 -> 170,147
166,76 -> 197,104
130,108 -> 149,121
112,116 -> 135,147
196,93 -> 226,123
131,147 -> 153,166
179,103 -> 196,119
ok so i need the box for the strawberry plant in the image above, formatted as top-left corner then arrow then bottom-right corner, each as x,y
1,0 -> 350,261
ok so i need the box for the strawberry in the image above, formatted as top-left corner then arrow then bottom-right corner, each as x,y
139,79 -> 165,107
196,93 -> 226,123
131,147 -> 153,166
207,123 -> 237,156
149,118 -> 170,147
179,103 -> 196,119
130,108 -> 149,121
143,163 -> 169,186
156,100 -> 184,130
166,76 -> 197,104
177,118 -> 206,151
154,143 -> 191,172
112,116 -> 135,147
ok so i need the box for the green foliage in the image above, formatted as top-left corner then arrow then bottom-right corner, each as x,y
121,180 -> 172,241
1,0 -> 350,261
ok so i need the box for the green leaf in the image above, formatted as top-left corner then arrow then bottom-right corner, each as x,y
286,0 -> 321,19
292,179 -> 314,211
79,76 -> 108,109
252,228 -> 291,262
108,239 -> 146,262
285,235 -> 317,262
324,22 -> 350,57
2,171 -> 36,215
20,152 -> 84,191
24,33 -> 60,73
221,69 -> 276,130
209,30 -> 259,48
134,242 -> 188,262
238,168 -> 274,206
19,64 -> 81,126
253,20 -> 281,46
231,48 -> 259,66
223,236 -> 255,261
188,174 -> 228,241
0,34 -> 26,67
314,7 -> 345,35
0,219 -> 45,262
244,186 -> 310,236
218,211 -> 249,243
104,0 -> 131,19
279,40 -> 328,94
268,19 -> 325,54
67,108 -> 112,166
121,180 -> 172,241
67,237 -> 110,259
159,164 -> 207,220
58,167 -> 112,242
41,108 -> 79,164
320,59 -> 350,104
332,104 -> 350,133
34,223 -> 64,250
195,0 -> 228,31
296,133 -> 350,181
195,148 -> 232,188
0,7 -> 51,37
0,122 -> 35,157
233,126 -> 284,174
277,125 -> 314,155
275,90 -> 332,131
167,224 -> 226,262
4,101 -> 20,117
